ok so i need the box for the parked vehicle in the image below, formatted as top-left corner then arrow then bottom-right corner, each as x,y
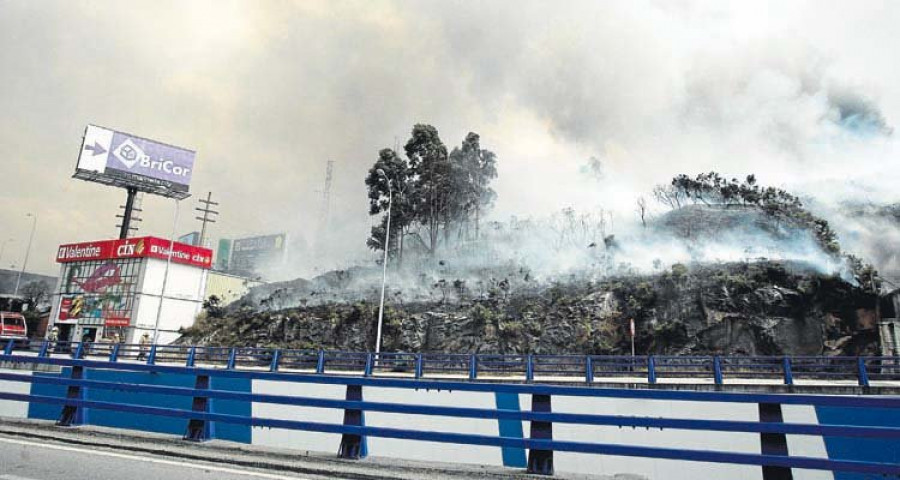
0,312 -> 29,348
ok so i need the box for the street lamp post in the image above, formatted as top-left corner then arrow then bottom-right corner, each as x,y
374,169 -> 392,355
14,214 -> 37,297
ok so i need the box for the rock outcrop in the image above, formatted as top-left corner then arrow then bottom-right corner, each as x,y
181,260 -> 880,356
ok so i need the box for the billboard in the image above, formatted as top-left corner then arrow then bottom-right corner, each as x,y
56,236 -> 213,269
178,231 -> 200,246
217,238 -> 232,270
229,233 -> 287,276
74,124 -> 196,199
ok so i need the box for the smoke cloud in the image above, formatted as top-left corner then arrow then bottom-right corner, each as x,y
0,1 -> 897,285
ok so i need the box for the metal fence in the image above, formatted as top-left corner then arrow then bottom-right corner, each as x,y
0,350 -> 898,478
7,340 -> 900,386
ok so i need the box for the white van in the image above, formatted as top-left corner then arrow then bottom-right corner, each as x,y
0,312 -> 28,347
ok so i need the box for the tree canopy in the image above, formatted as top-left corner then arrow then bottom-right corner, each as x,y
653,172 -> 839,255
366,125 -> 498,258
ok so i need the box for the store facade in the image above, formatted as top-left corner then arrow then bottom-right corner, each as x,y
50,236 -> 212,344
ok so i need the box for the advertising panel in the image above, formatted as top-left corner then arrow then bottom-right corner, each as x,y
229,233 -> 287,276
56,236 -> 213,269
56,257 -> 143,327
74,124 -> 196,199
216,238 -> 232,270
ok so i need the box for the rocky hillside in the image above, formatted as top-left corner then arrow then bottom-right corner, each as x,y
181,260 -> 879,356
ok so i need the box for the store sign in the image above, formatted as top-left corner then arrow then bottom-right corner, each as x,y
57,236 -> 213,269
104,317 -> 130,327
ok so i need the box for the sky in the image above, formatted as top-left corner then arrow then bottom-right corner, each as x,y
0,0 -> 898,277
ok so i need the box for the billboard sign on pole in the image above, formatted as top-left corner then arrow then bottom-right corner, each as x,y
229,233 -> 287,276
74,124 -> 196,199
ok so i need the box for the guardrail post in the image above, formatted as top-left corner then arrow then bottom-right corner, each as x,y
3,339 -> 13,355
526,355 -> 534,383
585,356 -> 594,385
73,342 -> 85,360
469,354 -> 478,380
527,394 -> 554,475
857,357 -> 870,387
337,385 -> 367,459
713,355 -> 724,385
147,345 -> 157,365
414,354 -> 423,379
109,343 -> 120,363
38,340 -> 50,358
758,403 -> 791,480
269,349 -> 281,372
57,365 -> 87,427
316,349 -> 326,374
364,353 -> 374,377
183,374 -> 214,442
226,348 -> 237,370
648,355 -> 657,384
782,357 -> 793,385
186,346 -> 197,367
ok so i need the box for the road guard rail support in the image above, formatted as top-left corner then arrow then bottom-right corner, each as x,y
1,347 -> 899,478
12,340 -> 900,386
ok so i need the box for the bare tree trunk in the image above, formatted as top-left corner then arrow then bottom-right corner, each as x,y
475,204 -> 480,240
398,226 -> 405,266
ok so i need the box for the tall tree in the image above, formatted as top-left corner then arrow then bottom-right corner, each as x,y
448,132 -> 497,240
365,148 -> 415,261
404,124 -> 450,253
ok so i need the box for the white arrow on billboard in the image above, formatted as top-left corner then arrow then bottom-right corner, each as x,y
77,125 -> 114,173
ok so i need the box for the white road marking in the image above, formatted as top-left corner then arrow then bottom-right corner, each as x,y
0,437 -> 312,479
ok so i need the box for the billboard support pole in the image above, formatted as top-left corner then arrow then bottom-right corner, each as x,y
119,187 -> 138,240
152,199 -> 180,344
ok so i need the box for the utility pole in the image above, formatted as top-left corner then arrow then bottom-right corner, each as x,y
315,160 -> 334,258
195,192 -> 219,247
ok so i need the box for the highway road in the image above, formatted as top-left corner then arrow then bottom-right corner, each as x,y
0,420 -> 612,480
0,436 -> 318,480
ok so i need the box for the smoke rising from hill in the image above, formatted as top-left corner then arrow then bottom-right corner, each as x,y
0,1 -> 897,281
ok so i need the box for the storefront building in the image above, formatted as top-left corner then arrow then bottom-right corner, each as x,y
49,236 -> 212,344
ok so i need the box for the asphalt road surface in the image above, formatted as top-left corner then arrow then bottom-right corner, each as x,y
0,436 -> 316,480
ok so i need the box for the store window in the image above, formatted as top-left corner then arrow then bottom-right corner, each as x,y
57,258 -> 142,329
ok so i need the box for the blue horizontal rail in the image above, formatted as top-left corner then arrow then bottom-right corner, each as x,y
0,370 -> 897,439
14,339 -> 900,386
3,353 -> 899,407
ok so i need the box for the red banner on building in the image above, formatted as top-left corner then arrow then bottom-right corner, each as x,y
56,236 -> 213,269
104,317 -> 131,327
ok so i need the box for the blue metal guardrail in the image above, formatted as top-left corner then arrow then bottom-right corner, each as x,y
0,345 -> 900,478
0,349 -> 899,477
7,339 -> 900,386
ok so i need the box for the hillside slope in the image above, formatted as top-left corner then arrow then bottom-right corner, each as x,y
182,261 -> 879,356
